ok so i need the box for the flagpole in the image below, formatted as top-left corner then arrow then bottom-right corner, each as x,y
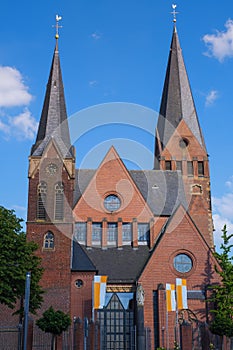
175,308 -> 178,346
92,279 -> 95,322
175,278 -> 188,348
166,306 -> 169,349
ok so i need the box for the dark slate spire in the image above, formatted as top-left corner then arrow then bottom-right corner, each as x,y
31,40 -> 73,158
156,25 -> 206,151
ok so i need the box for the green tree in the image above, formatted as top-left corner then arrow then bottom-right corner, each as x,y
36,307 -> 71,350
209,225 -> 233,338
0,205 -> 44,315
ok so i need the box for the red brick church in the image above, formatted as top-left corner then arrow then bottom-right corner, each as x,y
25,18 -> 221,350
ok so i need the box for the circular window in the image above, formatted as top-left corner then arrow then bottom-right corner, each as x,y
174,254 -> 193,273
179,138 -> 189,149
75,279 -> 84,288
104,194 -> 121,212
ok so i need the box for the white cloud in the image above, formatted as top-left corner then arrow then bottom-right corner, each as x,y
0,109 -> 38,140
89,80 -> 98,87
205,90 -> 219,106
213,193 -> 233,219
12,204 -> 27,212
0,66 -> 37,140
0,66 -> 32,107
225,176 -> 233,190
212,177 -> 233,252
0,119 -> 10,135
213,214 -> 233,252
203,19 -> 233,62
9,109 -> 38,140
91,32 -> 102,40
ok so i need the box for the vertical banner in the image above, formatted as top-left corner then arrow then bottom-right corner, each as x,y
166,283 -> 176,312
93,275 -> 108,309
176,278 -> 188,309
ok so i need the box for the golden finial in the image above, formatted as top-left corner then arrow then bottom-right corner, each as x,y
171,4 -> 178,23
53,14 -> 62,40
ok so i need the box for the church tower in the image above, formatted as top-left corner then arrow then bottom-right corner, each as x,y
27,33 -> 75,312
21,12 -> 220,350
154,23 -> 213,246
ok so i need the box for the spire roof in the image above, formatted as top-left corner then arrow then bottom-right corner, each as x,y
156,25 -> 206,150
31,42 -> 73,158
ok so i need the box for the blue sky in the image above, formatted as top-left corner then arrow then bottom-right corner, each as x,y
0,0 -> 233,249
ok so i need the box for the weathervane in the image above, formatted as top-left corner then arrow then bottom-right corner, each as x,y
53,14 -> 62,40
171,4 -> 178,23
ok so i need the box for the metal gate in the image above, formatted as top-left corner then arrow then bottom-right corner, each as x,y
0,325 -> 22,350
97,293 -> 135,350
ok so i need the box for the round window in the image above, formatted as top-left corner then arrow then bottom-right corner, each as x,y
104,194 -> 121,212
174,254 -> 192,273
75,279 -> 84,288
179,138 -> 189,149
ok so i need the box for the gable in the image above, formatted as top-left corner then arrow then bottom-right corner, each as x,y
73,146 -> 154,221
73,169 -> 187,217
160,119 -> 207,160
139,206 -> 220,289
28,138 -> 75,179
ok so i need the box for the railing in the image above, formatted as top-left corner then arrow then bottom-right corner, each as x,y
0,324 -> 22,350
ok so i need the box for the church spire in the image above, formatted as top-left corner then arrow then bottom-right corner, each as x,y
154,21 -> 206,167
31,16 -> 73,158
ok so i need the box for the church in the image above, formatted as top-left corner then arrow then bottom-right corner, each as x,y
26,14 -> 221,350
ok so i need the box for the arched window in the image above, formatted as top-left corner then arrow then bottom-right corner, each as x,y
37,181 -> 47,220
43,231 -> 54,249
55,182 -> 64,220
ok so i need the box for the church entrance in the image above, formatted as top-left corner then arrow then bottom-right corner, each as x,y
97,293 -> 135,350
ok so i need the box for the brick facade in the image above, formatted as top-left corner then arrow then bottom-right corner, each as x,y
25,27 -> 221,350
0,22 -> 223,350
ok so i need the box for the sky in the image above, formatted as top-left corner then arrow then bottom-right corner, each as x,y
0,0 -> 233,250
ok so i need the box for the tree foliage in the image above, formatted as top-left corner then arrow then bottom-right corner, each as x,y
209,225 -> 233,338
0,205 -> 44,314
37,307 -> 71,350
36,306 -> 71,336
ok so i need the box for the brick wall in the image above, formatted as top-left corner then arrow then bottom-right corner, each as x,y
139,206 -> 220,349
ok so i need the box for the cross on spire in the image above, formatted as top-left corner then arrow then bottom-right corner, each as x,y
53,14 -> 62,40
171,4 -> 179,23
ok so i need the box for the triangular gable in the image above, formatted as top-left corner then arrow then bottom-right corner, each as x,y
73,146 -> 154,221
29,138 -> 63,179
138,204 -> 220,286
160,119 -> 207,160
106,293 -> 124,310
42,138 -> 74,178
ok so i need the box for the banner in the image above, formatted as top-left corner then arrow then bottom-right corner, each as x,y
93,275 -> 108,309
166,283 -> 176,312
176,278 -> 188,309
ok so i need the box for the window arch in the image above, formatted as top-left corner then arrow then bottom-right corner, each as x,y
43,231 -> 54,249
37,181 -> 47,220
55,182 -> 64,220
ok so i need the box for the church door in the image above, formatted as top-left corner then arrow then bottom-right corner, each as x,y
97,293 -> 135,349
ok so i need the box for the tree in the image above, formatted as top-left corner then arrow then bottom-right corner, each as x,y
0,205 -> 44,315
36,306 -> 71,350
209,225 -> 233,338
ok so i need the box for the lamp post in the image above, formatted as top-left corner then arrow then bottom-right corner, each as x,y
23,272 -> 31,350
